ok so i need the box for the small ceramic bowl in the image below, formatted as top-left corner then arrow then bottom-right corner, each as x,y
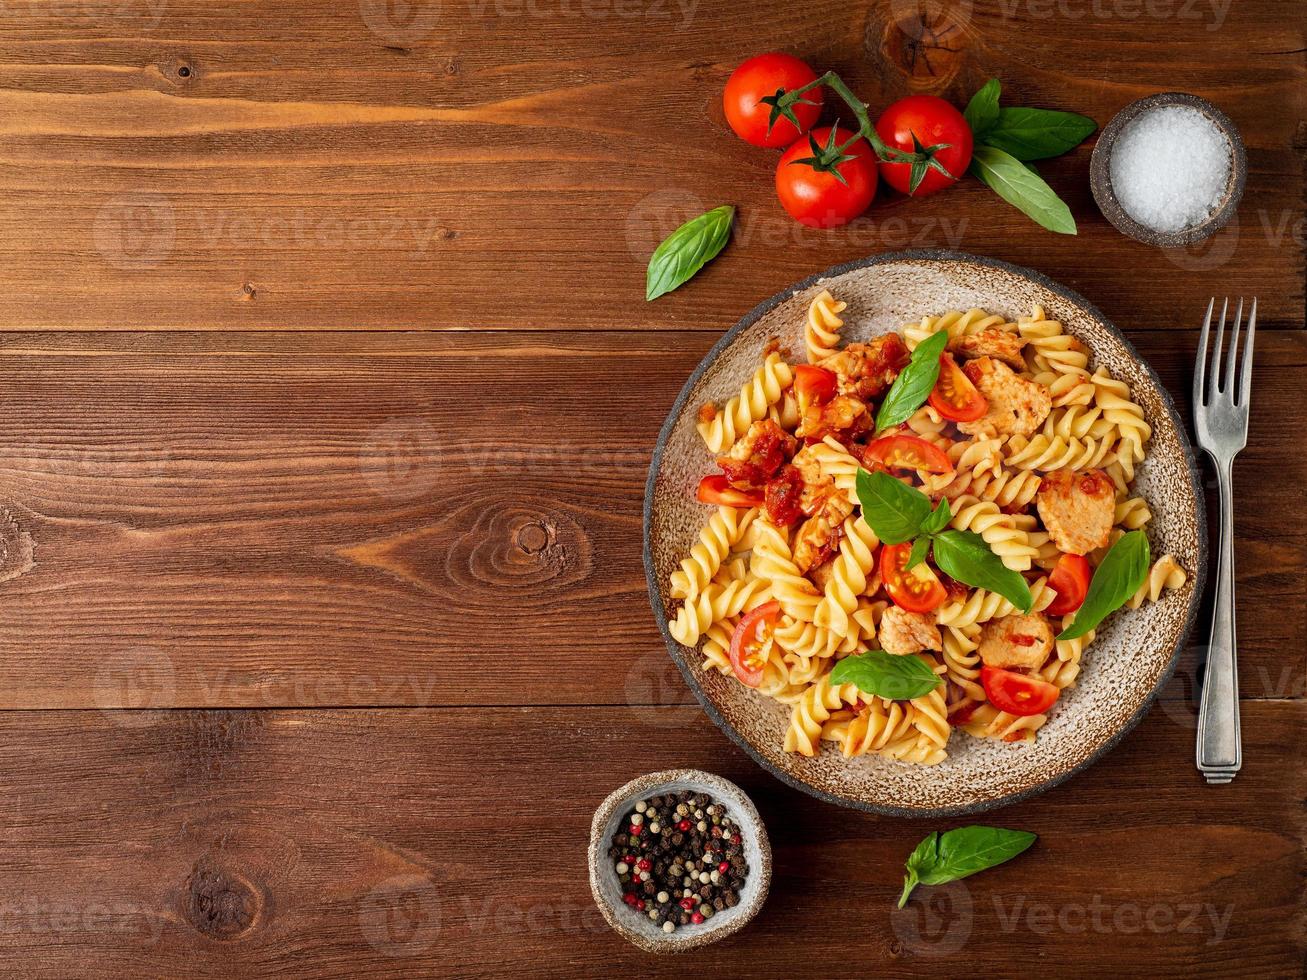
1090,92 -> 1246,247
588,769 -> 771,953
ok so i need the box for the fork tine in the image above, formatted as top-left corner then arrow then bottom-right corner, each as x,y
1211,297 -> 1229,393
1224,297 -> 1243,397
1194,297 -> 1214,406
1238,297 -> 1256,408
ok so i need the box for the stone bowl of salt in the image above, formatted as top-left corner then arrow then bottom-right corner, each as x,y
1090,92 -> 1245,247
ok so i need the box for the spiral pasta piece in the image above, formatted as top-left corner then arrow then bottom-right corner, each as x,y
1127,554 -> 1187,608
669,577 -> 770,647
749,520 -> 822,623
1114,497 -> 1152,530
697,351 -> 794,453
814,513 -> 881,635
1091,367 -> 1151,465
903,308 -> 1013,351
1004,431 -> 1115,472
784,675 -> 859,756
805,289 -> 846,363
827,698 -> 917,758
670,506 -> 757,601
948,495 -> 1038,571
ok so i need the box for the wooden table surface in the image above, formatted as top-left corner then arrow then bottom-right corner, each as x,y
0,1 -> 1302,976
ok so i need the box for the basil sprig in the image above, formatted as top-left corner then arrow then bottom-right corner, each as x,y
875,328 -> 948,430
645,205 -> 734,301
856,469 -> 1033,613
830,650 -> 940,701
899,826 -> 1037,908
1057,530 -> 1150,640
961,78 -> 1096,236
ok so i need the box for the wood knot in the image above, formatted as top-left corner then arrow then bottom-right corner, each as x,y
868,0 -> 971,89
183,860 -> 262,940
443,501 -> 592,600
515,521 -> 549,555
0,507 -> 35,583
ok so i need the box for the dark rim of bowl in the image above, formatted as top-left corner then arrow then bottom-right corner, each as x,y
642,248 -> 1209,819
1089,92 -> 1246,247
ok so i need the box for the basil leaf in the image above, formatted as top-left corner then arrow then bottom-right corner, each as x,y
830,650 -> 941,702
876,328 -> 949,429
919,497 -> 952,535
906,535 -> 931,570
969,145 -> 1076,235
932,529 -> 1033,613
856,468 -> 931,545
897,827 -> 1034,908
898,831 -> 939,907
963,78 -> 1001,139
645,205 -> 734,301
1058,530 -> 1151,640
982,107 -> 1097,161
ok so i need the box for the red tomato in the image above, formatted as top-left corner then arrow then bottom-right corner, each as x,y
723,53 -> 823,148
696,475 -> 762,508
880,542 -> 948,613
794,364 -> 837,405
729,600 -> 781,687
981,666 -> 1060,716
776,127 -> 878,228
874,95 -> 973,197
864,434 -> 953,474
1045,553 -> 1093,616
928,353 -> 988,422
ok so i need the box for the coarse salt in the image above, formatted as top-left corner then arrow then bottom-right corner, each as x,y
1109,105 -> 1232,234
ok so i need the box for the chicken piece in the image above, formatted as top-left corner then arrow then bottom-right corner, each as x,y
1036,468 -> 1115,555
949,329 -> 1028,371
819,334 -> 910,401
978,613 -> 1054,670
958,356 -> 1052,438
790,443 -> 837,516
797,394 -> 871,442
792,494 -> 853,573
716,419 -> 797,488
878,606 -> 942,655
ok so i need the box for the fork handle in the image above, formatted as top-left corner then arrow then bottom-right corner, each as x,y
1196,458 -> 1240,783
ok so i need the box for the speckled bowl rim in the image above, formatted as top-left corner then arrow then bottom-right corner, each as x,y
587,769 -> 772,953
642,249 -> 1208,818
1089,92 -> 1246,247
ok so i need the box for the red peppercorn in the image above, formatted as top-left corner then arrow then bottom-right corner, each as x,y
623,893 -> 637,906
691,912 -> 705,924
629,824 -> 642,836
637,858 -> 652,872
678,819 -> 692,832
731,833 -> 741,844
718,861 -> 730,873
636,899 -> 646,911
679,897 -> 696,910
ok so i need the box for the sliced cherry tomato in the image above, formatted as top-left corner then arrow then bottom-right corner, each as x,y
729,600 -> 781,687
696,475 -> 762,508
880,542 -> 948,613
981,666 -> 1060,716
776,126 -> 878,229
793,364 -> 837,406
928,353 -> 988,423
864,433 -> 953,474
874,95 -> 973,198
1045,553 -> 1093,616
724,54 -> 823,149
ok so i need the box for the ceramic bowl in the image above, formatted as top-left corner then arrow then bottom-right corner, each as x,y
588,769 -> 771,953
643,250 -> 1207,817
1089,92 -> 1246,247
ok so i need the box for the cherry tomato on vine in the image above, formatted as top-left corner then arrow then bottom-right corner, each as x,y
874,95 -> 973,197
723,53 -> 824,148
776,126 -> 878,228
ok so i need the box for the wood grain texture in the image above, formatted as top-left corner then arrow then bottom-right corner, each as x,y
0,329 -> 1301,710
0,703 -> 1299,977
0,0 -> 1299,330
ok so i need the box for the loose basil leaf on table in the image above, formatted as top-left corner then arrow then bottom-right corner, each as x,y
969,145 -> 1077,235
932,529 -> 1034,613
962,77 -> 1001,139
899,826 -> 1038,908
875,328 -> 949,430
856,468 -> 931,544
1058,529 -> 1151,640
830,650 -> 940,702
981,107 -> 1098,161
645,205 -> 735,301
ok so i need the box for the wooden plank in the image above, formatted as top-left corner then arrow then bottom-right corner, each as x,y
0,2 -> 1298,330
0,702 -> 1299,976
0,329 -> 1301,709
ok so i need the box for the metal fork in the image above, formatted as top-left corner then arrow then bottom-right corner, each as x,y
1193,297 -> 1255,785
